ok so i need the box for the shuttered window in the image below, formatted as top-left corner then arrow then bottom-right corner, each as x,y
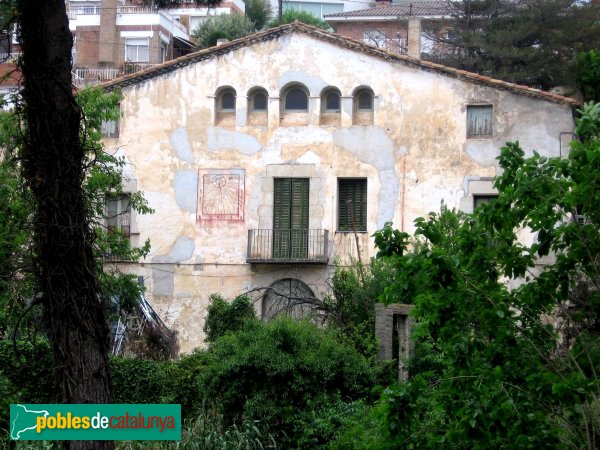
338,178 -> 367,231
467,105 -> 493,137
273,178 -> 309,259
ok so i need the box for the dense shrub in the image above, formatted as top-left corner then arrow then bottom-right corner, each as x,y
198,316 -> 380,445
0,339 -> 54,440
203,294 -> 257,343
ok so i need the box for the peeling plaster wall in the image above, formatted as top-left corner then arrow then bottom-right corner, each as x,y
108,32 -> 574,353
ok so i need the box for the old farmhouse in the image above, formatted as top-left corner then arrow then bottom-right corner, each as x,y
102,22 -> 577,353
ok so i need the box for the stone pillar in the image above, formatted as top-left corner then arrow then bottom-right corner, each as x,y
375,303 -> 414,381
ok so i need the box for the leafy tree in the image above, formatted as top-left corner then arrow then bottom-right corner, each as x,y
357,103 -> 600,449
3,3 -> 208,449
203,293 -> 257,343
575,50 -> 600,103
268,10 -> 331,30
244,0 -> 271,30
426,0 -> 600,89
0,111 -> 34,338
192,13 -> 255,48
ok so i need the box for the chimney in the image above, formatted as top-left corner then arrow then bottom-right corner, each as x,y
99,0 -> 117,66
216,38 -> 230,46
407,17 -> 421,59
375,0 -> 391,6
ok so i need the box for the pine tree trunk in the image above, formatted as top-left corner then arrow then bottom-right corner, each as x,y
17,2 -> 114,449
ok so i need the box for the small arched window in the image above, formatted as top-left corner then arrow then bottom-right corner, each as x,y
217,87 -> 236,112
320,87 -> 342,126
322,88 -> 341,112
250,89 -> 268,112
356,89 -> 373,111
248,87 -> 268,126
284,87 -> 308,111
353,87 -> 375,125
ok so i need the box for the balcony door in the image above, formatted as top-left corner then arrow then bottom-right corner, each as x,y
273,178 -> 309,259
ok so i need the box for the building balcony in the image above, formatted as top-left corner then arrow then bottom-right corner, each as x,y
247,229 -> 329,264
72,64 -> 160,87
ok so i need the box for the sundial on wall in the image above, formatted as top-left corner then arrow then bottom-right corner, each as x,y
197,169 -> 245,223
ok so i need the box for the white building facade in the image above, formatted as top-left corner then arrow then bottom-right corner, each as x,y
102,22 -> 577,353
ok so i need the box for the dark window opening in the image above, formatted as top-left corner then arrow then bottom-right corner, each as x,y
285,88 -> 308,111
357,91 -> 373,111
252,92 -> 267,111
325,92 -> 340,111
473,194 -> 497,210
220,91 -> 235,111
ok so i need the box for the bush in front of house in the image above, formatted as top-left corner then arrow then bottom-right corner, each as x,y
197,316 -> 381,446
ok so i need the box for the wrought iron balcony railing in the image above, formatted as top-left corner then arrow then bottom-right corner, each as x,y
247,229 -> 329,264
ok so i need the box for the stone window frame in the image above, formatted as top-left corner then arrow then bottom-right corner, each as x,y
459,177 -> 498,214
258,164 -> 323,232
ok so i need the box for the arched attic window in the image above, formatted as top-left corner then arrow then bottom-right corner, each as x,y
353,86 -> 374,125
320,86 -> 341,126
215,86 -> 236,126
248,87 -> 268,126
280,83 -> 310,126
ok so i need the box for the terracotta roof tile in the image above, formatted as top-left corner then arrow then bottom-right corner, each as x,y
325,1 -> 449,19
102,22 -> 579,107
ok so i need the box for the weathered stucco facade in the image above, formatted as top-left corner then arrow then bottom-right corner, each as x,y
104,23 -> 576,353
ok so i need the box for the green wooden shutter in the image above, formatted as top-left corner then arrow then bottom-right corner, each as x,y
273,178 -> 291,259
338,179 -> 367,231
290,178 -> 309,259
273,178 -> 309,259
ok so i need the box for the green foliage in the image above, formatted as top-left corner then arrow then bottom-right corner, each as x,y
198,316 -> 378,445
429,0 -> 600,89
203,294 -> 257,343
191,13 -> 255,49
245,0 -> 271,30
0,87 -> 154,336
576,50 -> 600,103
324,259 -> 397,362
296,400 -> 382,449
268,10 -> 331,30
372,222 -> 410,258
364,104 -> 600,448
0,339 -> 54,438
119,408 -> 276,449
0,154 -> 34,335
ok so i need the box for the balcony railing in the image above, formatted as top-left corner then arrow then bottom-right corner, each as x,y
72,64 -> 160,87
247,229 -> 329,264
